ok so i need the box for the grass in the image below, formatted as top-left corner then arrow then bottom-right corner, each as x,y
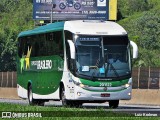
0,103 -> 159,119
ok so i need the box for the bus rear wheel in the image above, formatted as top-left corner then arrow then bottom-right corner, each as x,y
109,100 -> 119,108
28,85 -> 44,106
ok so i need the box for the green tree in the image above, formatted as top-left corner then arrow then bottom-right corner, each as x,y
0,0 -> 33,71
135,10 -> 160,50
118,0 -> 153,17
118,4 -> 160,67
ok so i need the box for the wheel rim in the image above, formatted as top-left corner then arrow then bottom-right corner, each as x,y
29,87 -> 33,103
61,88 -> 67,105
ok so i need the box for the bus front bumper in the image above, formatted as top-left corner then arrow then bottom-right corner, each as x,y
72,86 -> 132,101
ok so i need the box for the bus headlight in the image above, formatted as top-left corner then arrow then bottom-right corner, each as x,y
125,83 -> 132,88
77,92 -> 81,96
79,83 -> 85,88
73,81 -> 88,88
125,84 -> 130,88
79,83 -> 88,88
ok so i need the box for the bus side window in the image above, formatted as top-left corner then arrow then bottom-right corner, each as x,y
22,37 -> 29,57
18,38 -> 23,58
26,37 -> 31,55
66,41 -> 71,70
46,33 -> 54,55
33,36 -> 39,57
46,31 -> 64,57
38,34 -> 46,56
29,36 -> 36,57
18,37 -> 31,58
55,31 -> 64,58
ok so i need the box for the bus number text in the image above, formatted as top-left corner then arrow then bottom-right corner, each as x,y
100,83 -> 112,87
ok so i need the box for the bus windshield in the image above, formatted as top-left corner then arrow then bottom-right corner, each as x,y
75,35 -> 131,80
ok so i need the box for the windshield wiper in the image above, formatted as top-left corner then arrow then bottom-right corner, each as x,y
91,59 -> 100,80
105,58 -> 119,78
77,73 -> 92,80
109,63 -> 119,78
91,72 -> 96,80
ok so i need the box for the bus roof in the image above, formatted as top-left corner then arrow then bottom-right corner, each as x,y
18,21 -> 64,37
64,20 -> 127,35
18,20 -> 127,38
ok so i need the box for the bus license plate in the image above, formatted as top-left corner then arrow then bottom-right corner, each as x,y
101,93 -> 110,97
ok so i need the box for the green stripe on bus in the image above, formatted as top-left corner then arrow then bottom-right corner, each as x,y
80,78 -> 129,87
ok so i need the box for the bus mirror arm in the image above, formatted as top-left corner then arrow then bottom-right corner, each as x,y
67,40 -> 75,59
130,41 -> 138,59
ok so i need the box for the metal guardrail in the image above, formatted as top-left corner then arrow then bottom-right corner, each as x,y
0,67 -> 160,89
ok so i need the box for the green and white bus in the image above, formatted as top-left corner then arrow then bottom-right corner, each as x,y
17,20 -> 138,108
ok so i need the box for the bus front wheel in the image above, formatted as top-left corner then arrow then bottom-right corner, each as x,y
109,100 -> 119,108
61,87 -> 71,106
61,87 -> 82,107
28,85 -> 44,106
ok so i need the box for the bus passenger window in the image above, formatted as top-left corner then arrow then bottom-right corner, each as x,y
18,38 -> 23,58
47,31 -> 64,57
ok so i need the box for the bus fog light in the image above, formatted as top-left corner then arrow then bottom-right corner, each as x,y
128,92 -> 131,96
77,92 -> 81,96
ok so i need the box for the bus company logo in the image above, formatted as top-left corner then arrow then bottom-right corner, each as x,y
20,46 -> 53,72
20,46 -> 32,73
31,60 -> 52,70
103,87 -> 107,91
2,112 -> 42,118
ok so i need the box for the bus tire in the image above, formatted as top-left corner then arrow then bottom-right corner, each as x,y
28,85 -> 44,106
109,100 -> 119,108
71,101 -> 82,108
61,87 -> 70,106
61,86 -> 82,107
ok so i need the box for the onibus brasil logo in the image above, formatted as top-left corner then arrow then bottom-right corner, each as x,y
20,46 -> 52,73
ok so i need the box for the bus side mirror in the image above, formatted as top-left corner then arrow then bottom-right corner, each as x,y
67,40 -> 75,59
130,41 -> 138,59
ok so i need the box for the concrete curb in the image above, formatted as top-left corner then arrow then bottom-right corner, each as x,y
0,88 -> 20,99
120,89 -> 160,105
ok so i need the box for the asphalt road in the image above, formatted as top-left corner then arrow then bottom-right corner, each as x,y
0,98 -> 159,117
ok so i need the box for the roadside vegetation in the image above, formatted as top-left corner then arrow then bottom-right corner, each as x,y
0,0 -> 33,71
118,0 -> 160,67
0,102 -> 159,119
